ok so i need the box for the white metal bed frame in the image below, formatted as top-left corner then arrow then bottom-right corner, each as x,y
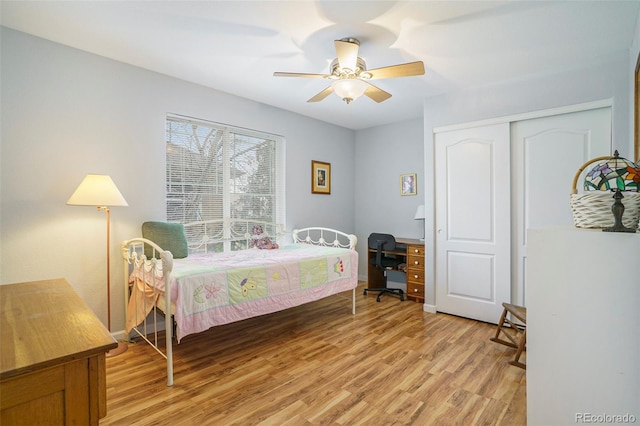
121,225 -> 357,386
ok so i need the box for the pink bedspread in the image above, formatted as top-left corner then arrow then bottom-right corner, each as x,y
128,244 -> 358,341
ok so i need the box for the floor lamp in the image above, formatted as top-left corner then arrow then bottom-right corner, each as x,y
67,174 -> 129,357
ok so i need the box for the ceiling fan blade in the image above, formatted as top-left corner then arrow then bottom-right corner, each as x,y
307,86 -> 334,103
334,39 -> 359,71
273,72 -> 330,78
364,83 -> 392,103
367,61 -> 425,80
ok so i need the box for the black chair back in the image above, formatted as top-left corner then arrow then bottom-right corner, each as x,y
368,233 -> 397,269
368,233 -> 396,251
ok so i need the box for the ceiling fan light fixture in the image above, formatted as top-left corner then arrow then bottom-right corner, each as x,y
331,79 -> 368,104
274,36 -> 424,104
329,57 -> 369,79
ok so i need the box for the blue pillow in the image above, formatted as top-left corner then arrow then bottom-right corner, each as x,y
141,221 -> 188,259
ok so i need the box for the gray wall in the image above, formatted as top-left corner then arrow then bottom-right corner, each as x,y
0,28 -> 355,332
353,118 -> 424,285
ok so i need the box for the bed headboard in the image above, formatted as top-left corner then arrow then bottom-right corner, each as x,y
182,219 -> 285,253
292,227 -> 357,250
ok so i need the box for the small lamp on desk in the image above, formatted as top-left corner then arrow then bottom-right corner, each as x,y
414,204 -> 425,241
67,174 -> 129,357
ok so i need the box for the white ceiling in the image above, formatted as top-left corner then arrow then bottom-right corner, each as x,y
2,1 -> 639,130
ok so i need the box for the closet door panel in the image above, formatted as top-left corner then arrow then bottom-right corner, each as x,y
511,107 -> 612,306
447,141 -> 493,241
435,123 -> 511,324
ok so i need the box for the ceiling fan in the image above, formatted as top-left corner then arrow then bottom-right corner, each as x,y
273,37 -> 425,104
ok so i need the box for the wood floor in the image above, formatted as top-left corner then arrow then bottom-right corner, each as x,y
102,282 -> 526,425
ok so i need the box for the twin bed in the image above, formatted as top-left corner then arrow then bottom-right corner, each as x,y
121,225 -> 358,386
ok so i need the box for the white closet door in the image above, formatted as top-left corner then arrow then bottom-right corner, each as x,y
511,107 -> 611,306
435,123 -> 511,324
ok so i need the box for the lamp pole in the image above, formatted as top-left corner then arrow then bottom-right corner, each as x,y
99,206 -> 112,330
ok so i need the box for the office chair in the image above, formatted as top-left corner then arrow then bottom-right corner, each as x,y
364,233 -> 405,302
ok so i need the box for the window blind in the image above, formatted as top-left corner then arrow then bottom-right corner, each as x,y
166,114 -> 285,252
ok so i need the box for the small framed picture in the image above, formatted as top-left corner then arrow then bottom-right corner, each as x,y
312,160 -> 331,194
400,173 -> 417,196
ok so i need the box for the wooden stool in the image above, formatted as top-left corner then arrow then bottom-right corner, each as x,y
490,302 -> 527,369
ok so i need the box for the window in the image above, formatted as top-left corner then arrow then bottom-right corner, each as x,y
166,114 -> 284,252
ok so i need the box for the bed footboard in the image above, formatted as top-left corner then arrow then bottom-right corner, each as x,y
121,238 -> 175,386
293,227 -> 358,314
293,227 -> 357,250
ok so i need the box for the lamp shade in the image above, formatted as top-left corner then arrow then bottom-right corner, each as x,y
414,204 -> 426,220
584,151 -> 640,192
331,78 -> 368,104
67,174 -> 128,207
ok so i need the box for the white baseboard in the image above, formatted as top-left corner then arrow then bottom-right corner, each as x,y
111,329 -> 128,341
423,303 -> 436,313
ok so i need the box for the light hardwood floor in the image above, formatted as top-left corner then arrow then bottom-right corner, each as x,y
102,281 -> 526,425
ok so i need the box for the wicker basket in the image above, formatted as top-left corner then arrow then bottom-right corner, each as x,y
570,156 -> 640,229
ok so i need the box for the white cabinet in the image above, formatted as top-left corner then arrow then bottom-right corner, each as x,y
527,227 -> 639,425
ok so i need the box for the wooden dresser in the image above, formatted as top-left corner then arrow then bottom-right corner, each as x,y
0,278 -> 117,425
405,242 -> 425,302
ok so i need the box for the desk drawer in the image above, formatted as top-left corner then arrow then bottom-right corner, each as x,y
407,283 -> 425,299
406,268 -> 424,284
407,244 -> 425,256
407,254 -> 424,269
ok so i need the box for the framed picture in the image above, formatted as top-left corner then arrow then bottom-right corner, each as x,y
400,173 -> 417,196
311,160 -> 331,194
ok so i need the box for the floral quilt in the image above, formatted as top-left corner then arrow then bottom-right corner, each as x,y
128,244 -> 358,342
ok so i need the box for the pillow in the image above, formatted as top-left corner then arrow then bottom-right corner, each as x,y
141,221 -> 189,259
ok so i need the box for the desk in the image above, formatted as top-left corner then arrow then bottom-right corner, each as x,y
367,237 -> 425,302
1,278 -> 117,425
